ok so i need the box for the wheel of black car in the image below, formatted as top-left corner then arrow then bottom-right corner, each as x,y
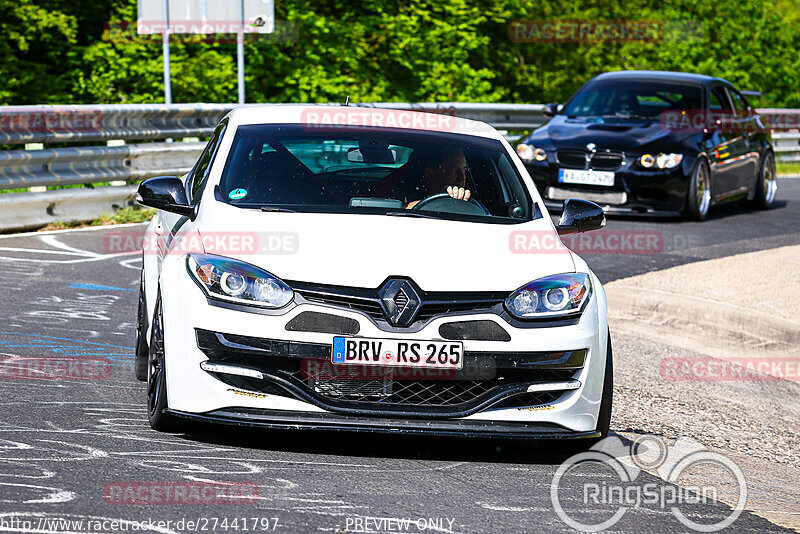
684,159 -> 711,221
147,294 -> 183,432
595,334 -> 613,439
134,272 -> 148,382
750,151 -> 777,210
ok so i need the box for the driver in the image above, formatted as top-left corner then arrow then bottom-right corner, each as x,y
406,148 -> 472,209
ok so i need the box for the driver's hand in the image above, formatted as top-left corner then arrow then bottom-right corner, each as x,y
447,186 -> 471,201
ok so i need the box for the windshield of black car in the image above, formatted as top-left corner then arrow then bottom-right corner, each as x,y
217,124 -> 535,223
562,80 -> 703,119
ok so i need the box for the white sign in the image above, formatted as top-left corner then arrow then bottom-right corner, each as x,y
137,0 -> 274,34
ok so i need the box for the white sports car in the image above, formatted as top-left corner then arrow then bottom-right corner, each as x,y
135,105 -> 612,443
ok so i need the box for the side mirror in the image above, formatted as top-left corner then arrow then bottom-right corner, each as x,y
542,103 -> 561,118
136,176 -> 194,217
556,199 -> 606,236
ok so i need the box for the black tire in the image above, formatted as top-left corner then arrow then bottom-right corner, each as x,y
683,159 -> 711,221
750,151 -> 777,210
595,334 -> 613,439
147,294 -> 184,432
134,272 -> 148,382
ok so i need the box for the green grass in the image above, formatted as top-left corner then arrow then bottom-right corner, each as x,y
40,206 -> 155,231
776,161 -> 800,176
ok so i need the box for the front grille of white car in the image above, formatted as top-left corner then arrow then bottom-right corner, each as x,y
290,281 -> 507,326
196,329 -> 585,417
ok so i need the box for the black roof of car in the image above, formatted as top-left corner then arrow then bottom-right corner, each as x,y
593,70 -> 729,86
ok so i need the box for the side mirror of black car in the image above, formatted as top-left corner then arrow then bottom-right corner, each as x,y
136,176 -> 194,217
556,199 -> 606,236
542,103 -> 561,118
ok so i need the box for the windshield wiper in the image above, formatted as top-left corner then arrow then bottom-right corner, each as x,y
600,114 -> 653,120
260,205 -> 298,213
384,211 -> 440,219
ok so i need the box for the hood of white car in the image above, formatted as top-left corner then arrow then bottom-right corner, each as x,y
193,204 -> 576,292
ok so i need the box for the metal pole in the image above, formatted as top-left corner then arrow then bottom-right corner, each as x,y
162,0 -> 172,104
237,0 -> 245,104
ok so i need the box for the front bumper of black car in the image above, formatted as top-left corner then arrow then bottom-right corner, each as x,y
523,161 -> 691,216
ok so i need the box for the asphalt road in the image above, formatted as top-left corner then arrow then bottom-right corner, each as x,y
0,179 -> 797,533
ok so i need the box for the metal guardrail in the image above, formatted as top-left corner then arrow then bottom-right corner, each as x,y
0,142 -> 203,190
0,102 -> 797,231
1,103 -> 797,191
0,103 -> 547,146
773,132 -> 800,162
0,103 -> 547,192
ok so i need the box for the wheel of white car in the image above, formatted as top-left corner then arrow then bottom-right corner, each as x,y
134,271 -> 148,382
147,293 -> 184,432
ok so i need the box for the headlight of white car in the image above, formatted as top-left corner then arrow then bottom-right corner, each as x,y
187,253 -> 293,308
505,273 -> 591,319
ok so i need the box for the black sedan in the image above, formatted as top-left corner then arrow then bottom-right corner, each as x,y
517,70 -> 777,220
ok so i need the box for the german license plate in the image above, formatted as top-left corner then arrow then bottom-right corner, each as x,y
332,337 -> 463,370
558,168 -> 615,187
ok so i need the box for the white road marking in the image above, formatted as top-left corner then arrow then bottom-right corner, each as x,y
0,482 -> 77,504
0,235 -> 138,265
0,221 -> 148,240
40,235 -> 103,258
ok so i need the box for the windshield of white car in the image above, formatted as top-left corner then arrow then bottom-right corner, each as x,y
562,80 -> 703,119
218,124 -> 536,224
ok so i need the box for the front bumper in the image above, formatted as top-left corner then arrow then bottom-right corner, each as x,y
523,160 -> 690,216
159,257 -> 609,435
167,407 -> 600,439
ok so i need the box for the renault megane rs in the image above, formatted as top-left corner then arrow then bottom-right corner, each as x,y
134,105 -> 612,444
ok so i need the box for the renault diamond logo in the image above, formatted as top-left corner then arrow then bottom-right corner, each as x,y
379,279 -> 421,327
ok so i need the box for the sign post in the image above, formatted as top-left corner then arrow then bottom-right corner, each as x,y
138,0 -> 275,105
161,0 -> 171,104
237,0 -> 245,104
